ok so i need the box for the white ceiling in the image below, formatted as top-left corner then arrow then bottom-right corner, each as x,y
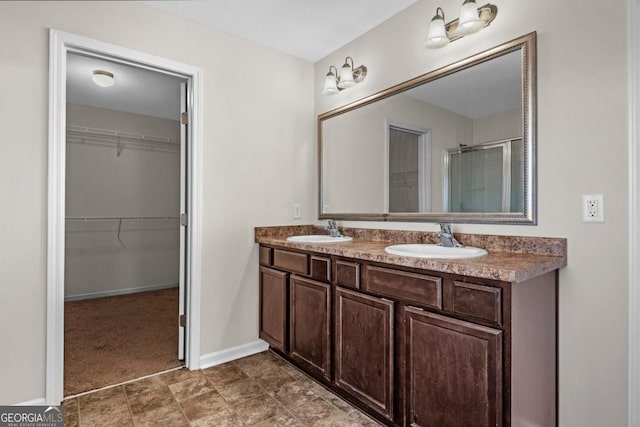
142,0 -> 418,63
67,0 -> 418,120
407,50 -> 523,119
67,53 -> 184,121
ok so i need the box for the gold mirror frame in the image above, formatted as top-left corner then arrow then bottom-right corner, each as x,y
318,32 -> 537,224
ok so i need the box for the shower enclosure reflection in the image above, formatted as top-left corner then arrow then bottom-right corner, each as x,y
445,138 -> 523,213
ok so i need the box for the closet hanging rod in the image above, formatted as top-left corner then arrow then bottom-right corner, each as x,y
66,125 -> 179,146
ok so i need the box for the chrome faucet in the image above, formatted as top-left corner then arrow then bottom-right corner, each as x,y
325,219 -> 344,238
436,223 -> 464,248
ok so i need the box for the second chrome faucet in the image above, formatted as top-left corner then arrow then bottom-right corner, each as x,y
436,223 -> 464,248
325,219 -> 344,238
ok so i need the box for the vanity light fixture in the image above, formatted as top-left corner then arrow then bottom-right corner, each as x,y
425,1 -> 498,49
322,57 -> 367,95
91,69 -> 115,87
425,7 -> 449,49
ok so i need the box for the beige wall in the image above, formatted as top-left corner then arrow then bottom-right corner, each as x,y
65,104 -> 180,299
472,107 -> 522,144
0,1 -> 314,404
315,1 -> 629,426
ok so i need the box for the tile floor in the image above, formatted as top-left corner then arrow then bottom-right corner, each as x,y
63,350 -> 382,426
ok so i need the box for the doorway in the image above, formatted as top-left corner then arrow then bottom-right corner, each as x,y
385,123 -> 430,213
63,53 -> 186,395
47,30 -> 203,405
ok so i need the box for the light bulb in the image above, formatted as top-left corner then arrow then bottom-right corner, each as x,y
426,8 -> 449,49
456,0 -> 483,36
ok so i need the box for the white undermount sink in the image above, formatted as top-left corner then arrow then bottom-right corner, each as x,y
384,243 -> 487,259
286,235 -> 353,243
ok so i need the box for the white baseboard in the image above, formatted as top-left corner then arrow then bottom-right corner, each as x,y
64,283 -> 178,302
13,397 -> 46,406
199,339 -> 269,370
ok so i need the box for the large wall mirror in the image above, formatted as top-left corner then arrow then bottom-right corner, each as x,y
319,32 -> 536,224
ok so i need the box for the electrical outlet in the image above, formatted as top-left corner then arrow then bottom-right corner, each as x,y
582,194 -> 604,222
293,203 -> 301,219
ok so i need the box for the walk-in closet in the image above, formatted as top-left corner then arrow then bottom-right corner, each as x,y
63,53 -> 186,396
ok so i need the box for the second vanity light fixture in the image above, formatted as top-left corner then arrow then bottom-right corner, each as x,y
322,57 -> 367,96
426,1 -> 498,49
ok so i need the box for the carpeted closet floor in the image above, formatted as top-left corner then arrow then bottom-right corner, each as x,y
64,287 -> 182,396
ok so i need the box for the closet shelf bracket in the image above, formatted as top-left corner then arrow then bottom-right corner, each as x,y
117,136 -> 124,157
117,218 -> 124,244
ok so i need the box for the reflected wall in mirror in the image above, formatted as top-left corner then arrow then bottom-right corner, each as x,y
319,32 -> 536,224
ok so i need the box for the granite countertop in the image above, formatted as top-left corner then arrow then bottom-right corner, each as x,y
255,225 -> 567,283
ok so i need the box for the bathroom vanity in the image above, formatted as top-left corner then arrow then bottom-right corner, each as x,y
255,225 -> 566,427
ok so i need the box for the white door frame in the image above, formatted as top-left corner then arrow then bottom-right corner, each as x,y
629,1 -> 640,425
383,120 -> 431,213
46,29 -> 203,405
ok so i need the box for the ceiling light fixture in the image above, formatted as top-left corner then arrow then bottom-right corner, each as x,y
425,2 -> 497,49
91,70 -> 115,87
322,57 -> 367,96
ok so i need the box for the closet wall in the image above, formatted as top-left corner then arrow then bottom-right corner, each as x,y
65,103 -> 181,300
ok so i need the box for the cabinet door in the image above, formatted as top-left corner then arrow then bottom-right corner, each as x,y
259,266 -> 288,352
405,307 -> 503,427
335,287 -> 394,421
289,276 -> 331,380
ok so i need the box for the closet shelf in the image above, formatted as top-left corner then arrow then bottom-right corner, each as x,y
66,216 -> 179,221
66,216 -> 180,243
66,125 -> 180,156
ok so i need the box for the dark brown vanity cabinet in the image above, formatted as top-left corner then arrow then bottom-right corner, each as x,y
405,307 -> 503,427
334,287 -> 394,421
258,266 -> 288,352
258,245 -> 557,427
289,275 -> 332,381
258,246 -> 333,381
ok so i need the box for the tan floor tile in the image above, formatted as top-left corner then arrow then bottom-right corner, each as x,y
280,363 -> 306,379
168,374 -> 216,402
79,386 -> 126,410
215,377 -> 266,406
62,399 -> 79,427
80,404 -> 133,427
70,352 -> 380,427
253,366 -> 296,392
78,386 -> 130,425
189,408 -> 246,427
346,410 -> 383,426
122,375 -> 165,395
319,393 -> 355,413
180,390 -> 231,422
253,411 -> 305,427
289,397 -> 347,426
202,362 -> 248,386
132,401 -> 189,427
313,412 -> 374,427
160,367 -> 202,386
63,397 -> 79,411
233,394 -> 290,426
124,379 -> 175,415
269,379 -> 319,409
234,352 -> 286,377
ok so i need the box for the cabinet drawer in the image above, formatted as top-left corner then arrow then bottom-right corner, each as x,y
273,249 -> 308,275
259,246 -> 272,266
452,281 -> 502,325
335,260 -> 360,289
363,265 -> 442,310
310,256 -> 331,282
